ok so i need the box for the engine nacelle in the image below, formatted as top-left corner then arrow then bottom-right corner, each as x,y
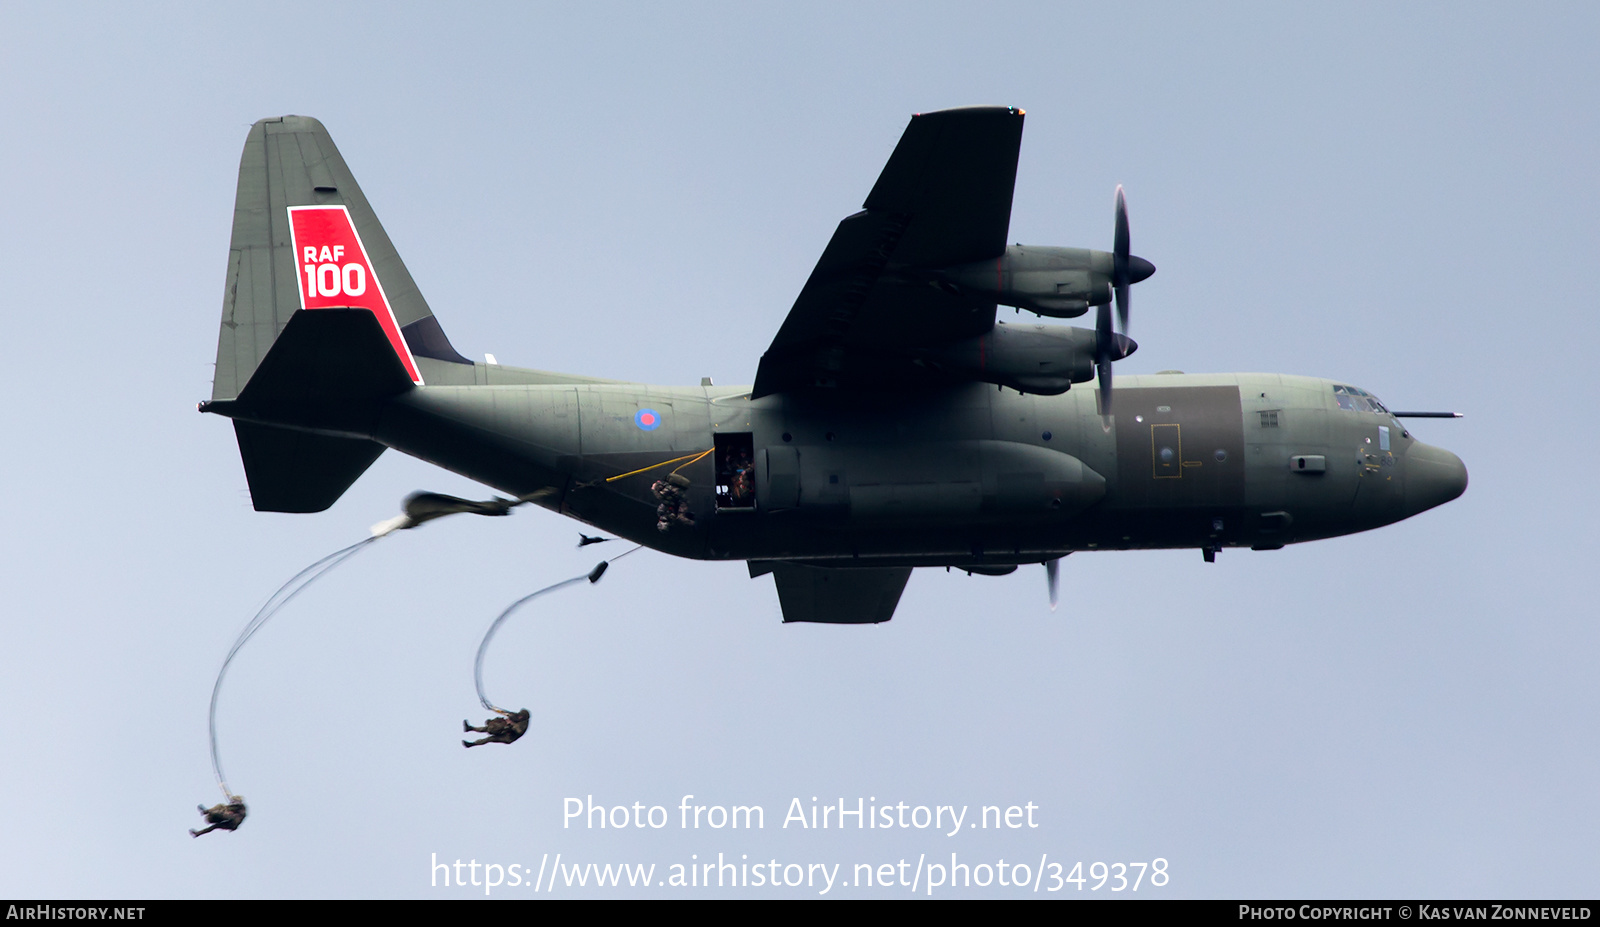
918,321 -> 1105,395
937,245 -> 1153,318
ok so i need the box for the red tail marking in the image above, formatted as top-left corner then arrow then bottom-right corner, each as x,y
287,205 -> 423,384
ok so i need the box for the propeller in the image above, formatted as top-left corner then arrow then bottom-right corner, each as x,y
1095,186 -> 1149,428
1045,556 -> 1062,611
1114,186 -> 1130,336
1096,302 -> 1116,428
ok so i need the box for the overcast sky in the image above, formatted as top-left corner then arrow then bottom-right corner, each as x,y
1,2 -> 1595,899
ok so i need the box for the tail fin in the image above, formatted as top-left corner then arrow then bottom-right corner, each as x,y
211,115 -> 468,402
211,116 -> 469,512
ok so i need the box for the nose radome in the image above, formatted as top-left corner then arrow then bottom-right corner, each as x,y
1405,442 -> 1468,516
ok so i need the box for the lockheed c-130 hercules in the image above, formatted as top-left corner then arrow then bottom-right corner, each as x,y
201,106 -> 1466,623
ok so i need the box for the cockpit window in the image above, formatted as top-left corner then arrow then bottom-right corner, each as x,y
1333,384 -> 1389,414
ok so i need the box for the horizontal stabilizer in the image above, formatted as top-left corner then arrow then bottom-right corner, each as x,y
760,562 -> 912,624
220,308 -> 409,513
237,308 -> 415,406
233,421 -> 385,513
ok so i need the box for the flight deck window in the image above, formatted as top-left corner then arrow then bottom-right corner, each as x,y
1333,384 -> 1390,414
714,433 -> 756,510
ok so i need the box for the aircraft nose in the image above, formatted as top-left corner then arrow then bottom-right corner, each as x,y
1404,442 -> 1468,516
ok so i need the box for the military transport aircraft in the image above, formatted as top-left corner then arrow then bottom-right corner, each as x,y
200,107 -> 1466,623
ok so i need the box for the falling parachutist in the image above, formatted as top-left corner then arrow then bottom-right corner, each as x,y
469,546 -> 640,734
199,486 -> 550,830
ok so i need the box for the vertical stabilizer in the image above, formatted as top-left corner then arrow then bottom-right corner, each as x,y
212,115 -> 468,403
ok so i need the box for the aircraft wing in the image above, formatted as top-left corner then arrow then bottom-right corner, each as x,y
751,107 -> 1024,398
753,562 -> 913,624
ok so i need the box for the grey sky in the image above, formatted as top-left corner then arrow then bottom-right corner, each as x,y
0,2 -> 1595,898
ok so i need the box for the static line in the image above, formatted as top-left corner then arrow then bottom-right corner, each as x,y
208,536 -> 377,798
599,449 -> 713,485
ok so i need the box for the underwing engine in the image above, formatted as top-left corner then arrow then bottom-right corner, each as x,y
935,245 -> 1154,318
917,322 -> 1104,395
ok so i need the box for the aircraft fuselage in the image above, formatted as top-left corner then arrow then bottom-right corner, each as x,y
364,366 -> 1466,568
204,112 -> 1468,622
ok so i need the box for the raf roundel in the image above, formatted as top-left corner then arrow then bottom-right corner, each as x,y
635,408 -> 662,431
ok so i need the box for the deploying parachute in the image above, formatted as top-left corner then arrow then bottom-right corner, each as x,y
468,547 -> 640,738
197,490 -> 541,833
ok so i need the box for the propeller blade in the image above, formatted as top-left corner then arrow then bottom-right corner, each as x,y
1113,185 -> 1131,336
1096,302 -> 1114,425
1046,558 -> 1060,611
1097,359 -> 1113,422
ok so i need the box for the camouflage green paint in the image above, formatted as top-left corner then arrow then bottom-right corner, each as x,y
202,112 -> 1467,624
